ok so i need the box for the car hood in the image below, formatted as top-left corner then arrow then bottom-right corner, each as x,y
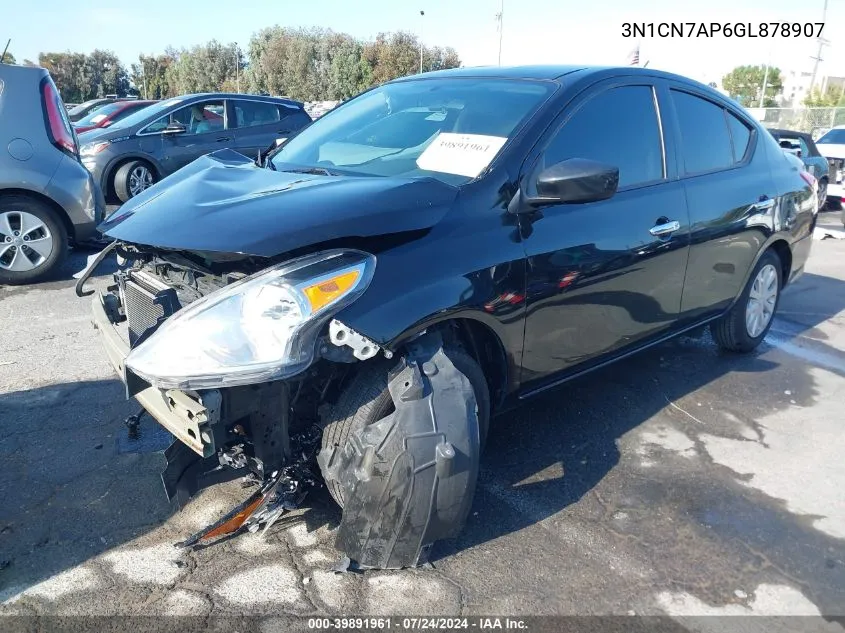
99,149 -> 459,257
818,143 -> 845,159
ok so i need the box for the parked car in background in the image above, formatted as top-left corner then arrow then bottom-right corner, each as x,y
0,64 -> 104,284
813,126 -> 845,209
85,66 -> 816,568
67,98 -> 119,122
78,93 -> 311,203
768,128 -> 829,210
73,100 -> 156,134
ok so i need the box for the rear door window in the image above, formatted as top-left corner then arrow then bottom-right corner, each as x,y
234,100 -> 282,128
671,90 -> 733,174
542,85 -> 664,189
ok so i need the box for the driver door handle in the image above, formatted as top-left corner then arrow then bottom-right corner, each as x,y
649,220 -> 681,237
216,136 -> 232,142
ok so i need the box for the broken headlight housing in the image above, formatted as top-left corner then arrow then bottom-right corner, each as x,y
125,249 -> 376,390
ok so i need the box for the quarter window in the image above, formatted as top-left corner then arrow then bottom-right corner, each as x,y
671,90 -> 733,174
727,112 -> 752,162
542,85 -> 664,189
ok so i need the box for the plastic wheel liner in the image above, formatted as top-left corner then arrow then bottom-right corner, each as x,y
317,332 -> 481,569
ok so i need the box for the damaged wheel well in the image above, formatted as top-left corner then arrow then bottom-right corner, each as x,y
436,318 -> 508,411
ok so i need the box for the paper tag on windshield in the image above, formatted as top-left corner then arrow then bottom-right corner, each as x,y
416,133 -> 508,178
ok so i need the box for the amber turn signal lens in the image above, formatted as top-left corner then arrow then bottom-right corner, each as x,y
302,269 -> 361,313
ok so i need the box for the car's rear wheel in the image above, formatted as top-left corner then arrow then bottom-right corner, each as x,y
711,249 -> 782,353
319,345 -> 490,508
0,195 -> 68,285
114,160 -> 156,203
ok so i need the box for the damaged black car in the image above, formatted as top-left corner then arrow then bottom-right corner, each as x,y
81,66 -> 816,569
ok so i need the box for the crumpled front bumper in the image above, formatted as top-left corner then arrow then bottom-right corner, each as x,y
91,294 -> 219,458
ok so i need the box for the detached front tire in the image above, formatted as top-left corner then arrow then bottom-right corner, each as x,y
320,345 -> 490,507
318,335 -> 489,568
711,249 -> 782,353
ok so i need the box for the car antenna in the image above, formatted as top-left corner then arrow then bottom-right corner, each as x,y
1,39 -> 10,64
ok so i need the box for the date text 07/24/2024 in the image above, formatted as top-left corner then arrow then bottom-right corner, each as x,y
622,22 -> 825,38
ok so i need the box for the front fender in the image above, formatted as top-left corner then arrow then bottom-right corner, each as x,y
337,251 -> 526,396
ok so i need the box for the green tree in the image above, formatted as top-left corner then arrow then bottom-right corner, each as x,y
246,26 -> 460,101
722,65 -> 782,107
804,85 -> 845,107
1,50 -> 15,64
130,54 -> 175,99
37,51 -> 129,101
164,40 -> 241,95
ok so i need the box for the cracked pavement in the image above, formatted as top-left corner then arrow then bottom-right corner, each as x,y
1,212 -> 844,622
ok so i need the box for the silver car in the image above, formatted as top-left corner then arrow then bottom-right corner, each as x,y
0,63 -> 104,284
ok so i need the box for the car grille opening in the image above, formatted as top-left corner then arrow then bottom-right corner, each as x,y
122,271 -> 181,347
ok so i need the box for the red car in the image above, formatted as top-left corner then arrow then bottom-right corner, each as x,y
73,100 -> 156,134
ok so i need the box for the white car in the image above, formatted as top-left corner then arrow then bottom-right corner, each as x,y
815,126 -> 845,200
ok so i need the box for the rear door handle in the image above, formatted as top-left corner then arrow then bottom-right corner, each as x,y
649,220 -> 681,237
216,136 -> 232,142
753,198 -> 775,211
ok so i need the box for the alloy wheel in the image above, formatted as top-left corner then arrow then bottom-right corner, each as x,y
817,180 -> 827,211
128,165 -> 154,197
745,263 -> 778,338
0,210 -> 54,272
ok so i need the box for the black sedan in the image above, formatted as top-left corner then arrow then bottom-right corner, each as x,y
82,65 -> 816,569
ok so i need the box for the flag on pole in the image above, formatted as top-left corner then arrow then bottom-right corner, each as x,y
627,45 -> 640,66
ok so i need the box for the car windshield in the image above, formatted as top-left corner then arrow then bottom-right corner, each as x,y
74,102 -> 125,126
108,97 -> 185,130
271,78 -> 554,184
817,129 -> 845,144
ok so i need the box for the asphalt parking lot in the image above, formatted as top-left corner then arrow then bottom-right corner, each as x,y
1,212 -> 844,622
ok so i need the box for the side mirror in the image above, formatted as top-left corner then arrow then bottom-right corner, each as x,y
517,158 -> 619,210
797,150 -> 803,158
162,122 -> 186,135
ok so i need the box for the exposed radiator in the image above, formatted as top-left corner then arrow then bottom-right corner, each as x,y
123,270 -> 181,347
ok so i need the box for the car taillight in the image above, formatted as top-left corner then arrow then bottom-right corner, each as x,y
40,77 -> 77,158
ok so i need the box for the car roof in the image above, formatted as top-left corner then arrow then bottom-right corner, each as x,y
176,93 -> 305,108
390,65 -> 734,97
393,65 -> 589,81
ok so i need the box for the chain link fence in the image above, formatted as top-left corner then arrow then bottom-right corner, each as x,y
745,108 -> 845,139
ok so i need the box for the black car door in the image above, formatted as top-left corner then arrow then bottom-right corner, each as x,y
663,87 -> 779,321
519,78 -> 691,391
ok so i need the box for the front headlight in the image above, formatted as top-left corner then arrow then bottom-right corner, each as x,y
80,141 -> 110,157
125,249 -> 376,390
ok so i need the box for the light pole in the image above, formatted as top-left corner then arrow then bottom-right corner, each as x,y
808,0 -> 830,97
419,11 -> 425,74
495,0 -> 504,66
235,44 -> 240,93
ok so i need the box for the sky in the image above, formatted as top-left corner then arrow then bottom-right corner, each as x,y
3,0 -> 843,88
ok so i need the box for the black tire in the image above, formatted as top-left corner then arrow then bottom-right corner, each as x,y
710,249 -> 782,353
320,346 -> 490,508
114,160 -> 156,203
0,195 -> 68,285
817,178 -> 828,212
